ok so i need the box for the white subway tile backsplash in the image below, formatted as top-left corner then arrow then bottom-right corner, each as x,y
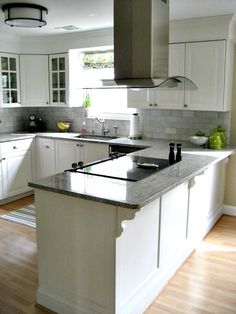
0,107 -> 230,143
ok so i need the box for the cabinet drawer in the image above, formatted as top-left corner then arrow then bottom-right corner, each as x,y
1,138 -> 33,155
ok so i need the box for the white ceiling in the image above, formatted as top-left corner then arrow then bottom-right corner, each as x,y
0,0 -> 236,37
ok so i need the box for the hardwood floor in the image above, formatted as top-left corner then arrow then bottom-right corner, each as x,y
0,197 -> 236,314
0,196 -> 51,314
146,215 -> 236,314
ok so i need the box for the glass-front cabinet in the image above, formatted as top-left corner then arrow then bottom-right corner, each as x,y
49,54 -> 68,106
0,53 -> 20,107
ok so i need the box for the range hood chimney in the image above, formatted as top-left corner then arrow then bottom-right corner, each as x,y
114,0 -> 169,86
85,0 -> 197,89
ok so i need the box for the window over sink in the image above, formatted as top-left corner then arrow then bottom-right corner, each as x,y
69,47 -> 135,119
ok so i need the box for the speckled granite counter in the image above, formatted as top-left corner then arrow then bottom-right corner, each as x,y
28,133 -> 236,209
0,132 -> 36,142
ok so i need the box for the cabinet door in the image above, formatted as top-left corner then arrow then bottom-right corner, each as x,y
185,41 -> 225,111
2,150 -> 32,198
55,140 -> 83,173
20,55 -> 49,107
0,53 -> 21,107
155,43 -> 185,110
49,54 -> 68,106
127,88 -> 155,109
159,182 -> 188,268
188,159 -> 227,243
84,143 -> 109,164
35,138 -> 56,178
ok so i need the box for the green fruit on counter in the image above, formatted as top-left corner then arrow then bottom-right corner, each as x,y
209,130 -> 222,149
216,125 -> 226,147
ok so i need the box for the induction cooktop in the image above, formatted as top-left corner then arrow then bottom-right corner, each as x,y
75,155 -> 170,181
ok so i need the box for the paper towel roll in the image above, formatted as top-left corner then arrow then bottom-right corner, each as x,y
129,113 -> 141,139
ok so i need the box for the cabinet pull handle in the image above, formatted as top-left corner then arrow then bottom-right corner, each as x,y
184,104 -> 188,108
154,103 -> 158,107
80,144 -> 84,148
0,158 -> 5,162
76,144 -> 80,147
44,145 -> 50,149
149,103 -> 153,107
13,146 -> 17,149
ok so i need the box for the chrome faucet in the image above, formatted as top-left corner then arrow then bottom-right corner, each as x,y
95,117 -> 110,135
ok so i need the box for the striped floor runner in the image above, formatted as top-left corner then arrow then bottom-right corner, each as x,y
0,204 -> 36,228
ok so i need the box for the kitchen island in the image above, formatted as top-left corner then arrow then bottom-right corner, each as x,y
29,139 -> 235,314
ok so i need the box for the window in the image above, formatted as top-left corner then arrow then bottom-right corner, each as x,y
69,47 -> 135,119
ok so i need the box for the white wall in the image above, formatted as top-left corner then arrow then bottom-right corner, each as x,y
18,28 -> 113,54
0,35 -> 21,53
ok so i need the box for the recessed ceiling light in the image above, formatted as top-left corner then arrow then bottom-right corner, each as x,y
55,25 -> 80,31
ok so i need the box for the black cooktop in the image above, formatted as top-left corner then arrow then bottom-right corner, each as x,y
76,155 -> 170,182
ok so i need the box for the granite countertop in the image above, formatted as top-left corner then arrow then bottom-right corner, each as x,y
0,132 -> 36,142
27,132 -> 236,209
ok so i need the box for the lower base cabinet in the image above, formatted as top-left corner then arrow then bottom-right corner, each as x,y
0,139 -> 33,199
33,138 -> 56,179
159,181 -> 189,268
55,139 -> 109,173
187,159 -> 227,244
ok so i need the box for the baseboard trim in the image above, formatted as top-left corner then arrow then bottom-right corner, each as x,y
37,288 -> 109,314
0,190 -> 33,205
223,204 -> 236,216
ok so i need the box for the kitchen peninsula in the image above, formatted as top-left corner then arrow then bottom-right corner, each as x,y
29,136 -> 235,314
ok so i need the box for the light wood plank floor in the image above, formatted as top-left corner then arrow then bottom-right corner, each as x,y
0,197 -> 236,314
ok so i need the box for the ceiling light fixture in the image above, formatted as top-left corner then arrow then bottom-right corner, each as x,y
2,3 -> 48,28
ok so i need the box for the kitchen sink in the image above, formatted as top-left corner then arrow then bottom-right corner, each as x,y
75,134 -> 119,141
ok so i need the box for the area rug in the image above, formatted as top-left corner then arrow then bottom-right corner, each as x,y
0,204 -> 36,228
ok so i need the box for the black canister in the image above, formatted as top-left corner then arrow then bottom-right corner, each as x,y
176,143 -> 182,162
168,143 -> 175,165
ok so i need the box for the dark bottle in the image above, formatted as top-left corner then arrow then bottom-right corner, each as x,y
168,143 -> 175,165
176,143 -> 182,162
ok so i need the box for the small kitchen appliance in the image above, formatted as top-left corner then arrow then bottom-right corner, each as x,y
28,114 -> 37,132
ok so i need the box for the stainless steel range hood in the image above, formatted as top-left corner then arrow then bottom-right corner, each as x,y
85,0 -> 197,90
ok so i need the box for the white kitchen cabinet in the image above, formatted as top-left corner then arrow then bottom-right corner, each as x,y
49,54 -> 68,106
127,43 -> 185,110
187,158 -> 227,244
0,53 -> 21,107
128,40 -> 230,112
20,54 -> 49,107
34,138 -> 56,179
159,181 -> 189,268
84,142 -> 109,164
55,139 -> 109,172
0,139 -> 33,198
55,139 -> 84,173
184,40 -> 226,111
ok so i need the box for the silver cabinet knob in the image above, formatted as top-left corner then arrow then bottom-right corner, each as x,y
149,103 -> 153,107
184,104 -> 188,108
154,103 -> 158,107
13,146 -> 17,149
44,145 -> 50,149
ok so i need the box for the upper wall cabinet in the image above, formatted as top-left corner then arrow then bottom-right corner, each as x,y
127,43 -> 185,110
0,53 -> 21,107
20,54 -> 49,107
49,54 -> 68,106
184,41 -> 226,111
128,40 -> 231,112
